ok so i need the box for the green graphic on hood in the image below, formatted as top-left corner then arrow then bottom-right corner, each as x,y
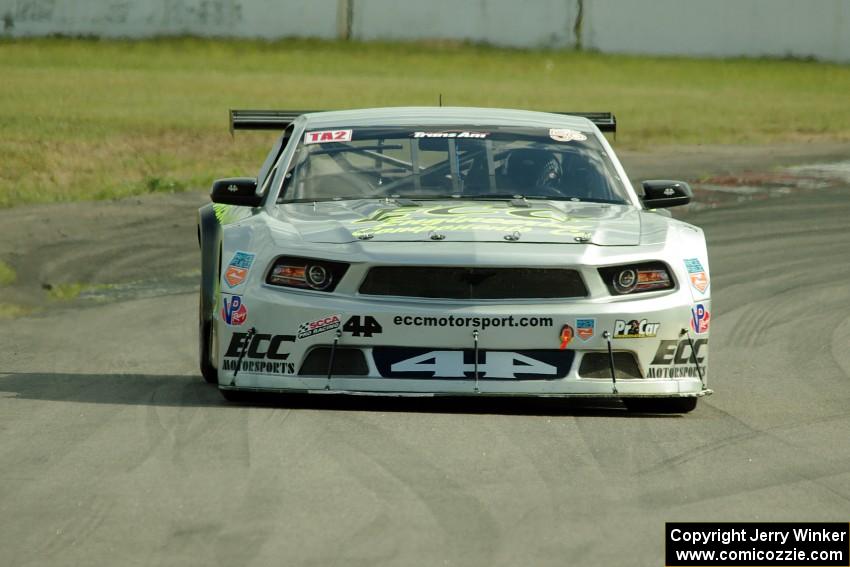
212,203 -> 241,225
352,204 -> 593,237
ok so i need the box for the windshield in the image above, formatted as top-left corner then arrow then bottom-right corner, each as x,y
278,126 -> 630,204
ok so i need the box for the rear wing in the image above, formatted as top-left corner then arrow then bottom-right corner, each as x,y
229,109 -> 317,134
229,109 -> 616,133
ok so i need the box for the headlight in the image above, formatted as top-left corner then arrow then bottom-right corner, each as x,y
266,256 -> 349,292
598,262 -> 674,295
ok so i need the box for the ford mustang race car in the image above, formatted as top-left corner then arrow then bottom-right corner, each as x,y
198,107 -> 712,412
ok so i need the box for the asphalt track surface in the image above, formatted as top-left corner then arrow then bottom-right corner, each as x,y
2,179 -> 849,566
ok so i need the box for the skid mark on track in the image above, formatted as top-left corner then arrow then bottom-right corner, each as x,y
639,403 -> 850,481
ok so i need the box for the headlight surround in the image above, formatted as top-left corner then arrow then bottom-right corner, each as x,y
266,256 -> 349,292
598,261 -> 674,295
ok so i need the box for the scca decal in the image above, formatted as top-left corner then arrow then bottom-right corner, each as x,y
298,314 -> 341,340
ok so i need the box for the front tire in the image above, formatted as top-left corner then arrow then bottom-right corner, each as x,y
624,397 -> 698,414
199,293 -> 218,384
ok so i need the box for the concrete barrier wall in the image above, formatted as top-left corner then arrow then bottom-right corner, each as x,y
350,0 -> 578,48
583,0 -> 850,62
1,0 -> 848,63
0,0 -> 339,39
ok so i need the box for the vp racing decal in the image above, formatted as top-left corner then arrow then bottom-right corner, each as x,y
374,348 -> 574,379
221,295 -> 247,326
690,303 -> 710,334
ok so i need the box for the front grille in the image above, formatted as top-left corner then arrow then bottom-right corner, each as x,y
359,267 -> 588,299
578,352 -> 643,379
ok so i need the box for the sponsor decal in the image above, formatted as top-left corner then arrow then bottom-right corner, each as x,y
684,258 -> 709,293
222,332 -> 295,375
559,324 -> 574,350
576,318 -> 595,340
646,365 -> 705,379
392,314 -> 553,330
412,131 -> 488,139
613,319 -> 660,339
224,251 -> 255,288
549,128 -> 588,142
373,348 -> 574,379
647,338 -> 708,379
221,295 -> 247,326
298,314 -> 342,339
352,203 -> 593,238
650,338 -> 708,365
304,129 -> 353,144
342,315 -> 383,337
690,303 -> 710,334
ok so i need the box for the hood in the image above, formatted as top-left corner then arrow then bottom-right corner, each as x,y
273,200 -> 641,246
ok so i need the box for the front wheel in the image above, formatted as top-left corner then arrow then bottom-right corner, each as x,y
199,293 -> 218,384
624,397 -> 698,414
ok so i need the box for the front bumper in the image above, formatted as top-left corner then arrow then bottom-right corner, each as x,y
215,284 -> 711,398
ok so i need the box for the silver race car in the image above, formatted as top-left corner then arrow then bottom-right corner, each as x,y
198,107 -> 712,412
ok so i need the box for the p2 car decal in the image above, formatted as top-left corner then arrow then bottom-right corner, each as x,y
613,319 -> 660,339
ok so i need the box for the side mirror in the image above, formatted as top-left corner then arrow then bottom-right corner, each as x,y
641,180 -> 692,208
210,177 -> 261,207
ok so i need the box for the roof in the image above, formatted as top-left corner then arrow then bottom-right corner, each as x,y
299,106 -> 597,131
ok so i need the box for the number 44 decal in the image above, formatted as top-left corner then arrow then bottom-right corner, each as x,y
343,315 -> 383,337
392,351 -> 557,379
